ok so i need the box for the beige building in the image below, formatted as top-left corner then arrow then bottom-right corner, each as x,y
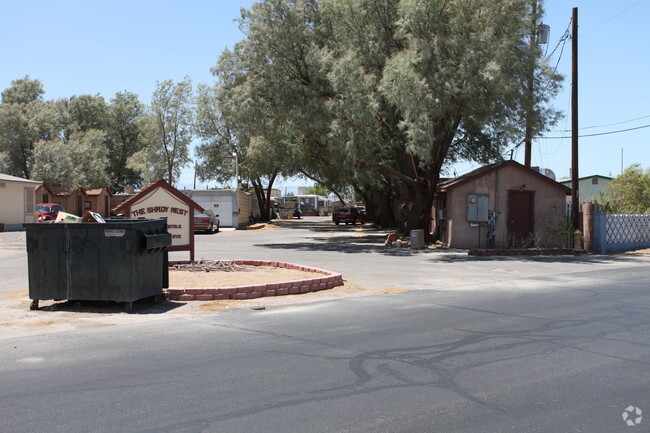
0,173 -> 42,231
84,188 -> 113,217
35,184 -> 113,217
433,161 -> 571,249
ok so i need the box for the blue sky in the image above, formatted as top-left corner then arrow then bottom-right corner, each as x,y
1,0 -> 648,189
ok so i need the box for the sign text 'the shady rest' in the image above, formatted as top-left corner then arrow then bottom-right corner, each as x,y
131,206 -> 189,218
113,179 -> 204,261
131,206 -> 188,241
126,186 -> 194,246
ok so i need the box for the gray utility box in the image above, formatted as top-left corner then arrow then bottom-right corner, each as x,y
25,218 -> 171,311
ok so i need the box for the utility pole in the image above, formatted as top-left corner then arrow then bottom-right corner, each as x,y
524,1 -> 549,167
571,7 -> 580,231
524,1 -> 537,168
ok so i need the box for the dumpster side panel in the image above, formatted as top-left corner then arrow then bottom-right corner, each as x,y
97,228 -> 133,302
25,219 -> 170,305
133,251 -> 164,299
64,226 -> 102,300
26,225 -> 67,301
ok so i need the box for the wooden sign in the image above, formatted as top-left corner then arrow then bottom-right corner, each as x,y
114,179 -> 204,262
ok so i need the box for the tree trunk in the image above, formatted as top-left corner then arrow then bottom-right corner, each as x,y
251,172 -> 278,222
375,183 -> 397,228
403,179 -> 435,235
252,180 -> 269,222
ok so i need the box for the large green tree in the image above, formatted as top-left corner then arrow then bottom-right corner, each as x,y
1,75 -> 45,104
0,76 -> 61,178
597,164 -> 650,214
0,78 -> 151,191
106,91 -> 148,190
208,0 -> 561,231
62,94 -> 109,139
196,39 -> 304,221
31,130 -> 111,192
140,78 -> 194,185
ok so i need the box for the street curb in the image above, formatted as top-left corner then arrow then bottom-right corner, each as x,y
165,260 -> 344,301
468,248 -> 576,256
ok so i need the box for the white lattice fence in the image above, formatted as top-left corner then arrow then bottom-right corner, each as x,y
606,215 -> 650,243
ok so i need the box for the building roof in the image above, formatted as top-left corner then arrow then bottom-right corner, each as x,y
557,174 -> 613,184
36,183 -> 91,197
114,179 -> 204,215
0,173 -> 42,186
439,160 -> 571,194
85,188 -> 113,197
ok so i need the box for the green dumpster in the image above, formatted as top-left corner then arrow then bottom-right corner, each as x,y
24,218 -> 171,311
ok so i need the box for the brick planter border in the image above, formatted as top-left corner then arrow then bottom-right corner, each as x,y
468,248 -> 576,256
165,260 -> 344,301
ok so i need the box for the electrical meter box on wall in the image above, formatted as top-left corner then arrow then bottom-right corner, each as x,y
467,194 -> 489,222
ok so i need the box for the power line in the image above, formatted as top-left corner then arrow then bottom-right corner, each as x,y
581,0 -> 646,36
539,123 -> 650,139
551,114 -> 650,132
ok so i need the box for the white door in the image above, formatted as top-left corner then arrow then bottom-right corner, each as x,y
194,197 -> 234,226
24,187 -> 35,223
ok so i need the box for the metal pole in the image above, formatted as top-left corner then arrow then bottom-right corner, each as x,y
571,7 -> 579,231
524,0 -> 537,168
233,153 -> 239,191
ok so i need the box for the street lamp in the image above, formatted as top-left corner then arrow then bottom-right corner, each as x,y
232,152 -> 238,191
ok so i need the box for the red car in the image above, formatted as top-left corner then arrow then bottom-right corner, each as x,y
35,203 -> 65,222
332,206 -> 365,225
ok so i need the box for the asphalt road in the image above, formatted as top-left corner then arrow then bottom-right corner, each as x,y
2,218 -> 650,432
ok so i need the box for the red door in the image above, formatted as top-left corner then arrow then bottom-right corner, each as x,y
507,190 -> 535,246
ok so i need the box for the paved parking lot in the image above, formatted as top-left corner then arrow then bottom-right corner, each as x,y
2,217 -> 648,339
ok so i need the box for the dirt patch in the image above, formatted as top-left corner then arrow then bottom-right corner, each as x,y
622,248 -> 650,257
21,320 -> 61,328
168,266 -> 318,288
368,288 -> 409,296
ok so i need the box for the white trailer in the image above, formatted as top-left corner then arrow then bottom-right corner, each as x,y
181,189 -> 252,227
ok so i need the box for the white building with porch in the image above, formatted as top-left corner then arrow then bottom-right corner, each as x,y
0,173 -> 42,231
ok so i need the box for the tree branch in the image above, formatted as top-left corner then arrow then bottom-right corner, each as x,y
363,161 -> 417,186
298,170 -> 347,204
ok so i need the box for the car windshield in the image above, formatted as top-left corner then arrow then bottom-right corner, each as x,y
35,205 -> 51,212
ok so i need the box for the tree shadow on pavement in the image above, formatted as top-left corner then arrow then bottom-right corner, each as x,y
255,232 -> 440,256
427,252 -> 648,265
271,218 -> 387,234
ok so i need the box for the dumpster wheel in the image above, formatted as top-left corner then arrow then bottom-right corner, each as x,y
30,299 -> 39,310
